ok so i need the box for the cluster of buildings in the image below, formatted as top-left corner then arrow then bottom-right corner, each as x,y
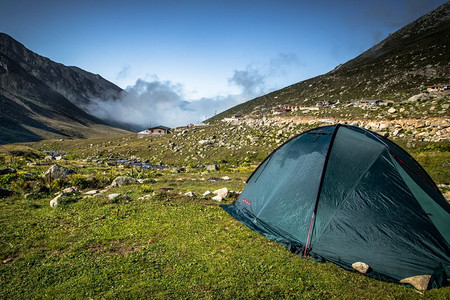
426,85 -> 450,92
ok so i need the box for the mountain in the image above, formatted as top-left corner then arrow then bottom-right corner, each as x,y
0,33 -> 130,144
211,2 -> 450,120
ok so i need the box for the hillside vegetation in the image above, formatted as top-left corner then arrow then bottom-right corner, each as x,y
0,122 -> 449,298
210,2 -> 450,121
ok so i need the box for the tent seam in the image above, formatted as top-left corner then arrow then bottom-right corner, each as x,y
311,146 -> 388,251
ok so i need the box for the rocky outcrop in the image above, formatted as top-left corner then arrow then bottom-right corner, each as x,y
42,164 -> 75,179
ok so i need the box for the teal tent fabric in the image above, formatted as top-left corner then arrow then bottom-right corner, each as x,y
222,124 -> 450,288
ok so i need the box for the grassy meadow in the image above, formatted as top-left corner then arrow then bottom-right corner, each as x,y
0,125 -> 449,299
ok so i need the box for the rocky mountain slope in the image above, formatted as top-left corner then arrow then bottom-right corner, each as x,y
0,33 -> 130,144
211,2 -> 450,120
0,33 -> 122,107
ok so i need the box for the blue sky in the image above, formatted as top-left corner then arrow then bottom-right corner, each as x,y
1,0 -> 447,127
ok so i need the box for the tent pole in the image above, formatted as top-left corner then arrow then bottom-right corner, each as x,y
303,124 -> 341,257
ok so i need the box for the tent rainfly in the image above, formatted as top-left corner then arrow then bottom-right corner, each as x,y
222,124 -> 449,290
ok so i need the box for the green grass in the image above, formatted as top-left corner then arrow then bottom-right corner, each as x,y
2,181 -> 449,299
0,127 -> 449,298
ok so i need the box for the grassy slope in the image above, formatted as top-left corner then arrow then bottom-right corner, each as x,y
1,173 -> 448,299
0,125 -> 449,298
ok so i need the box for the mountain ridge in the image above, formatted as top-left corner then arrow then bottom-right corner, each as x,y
0,33 -> 130,144
210,2 -> 450,121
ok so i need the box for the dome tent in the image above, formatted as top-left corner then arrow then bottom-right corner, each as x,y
222,124 -> 449,290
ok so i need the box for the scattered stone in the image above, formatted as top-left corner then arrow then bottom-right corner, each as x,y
206,164 -> 218,171
213,187 -> 228,198
221,176 -> 230,181
138,194 -> 152,200
202,190 -> 211,197
24,193 -> 36,199
111,176 -> 138,187
0,168 -> 16,175
208,177 -> 222,182
2,258 -> 13,264
387,107 -> 397,114
352,262 -> 370,274
50,193 -> 64,207
84,190 -> 99,195
108,193 -> 121,201
400,275 -> 432,290
184,191 -> 196,197
62,187 -> 76,194
198,140 -> 212,146
212,195 -> 223,202
42,164 -> 75,179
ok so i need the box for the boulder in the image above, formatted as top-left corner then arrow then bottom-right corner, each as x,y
400,275 -> 432,290
62,187 -> 76,194
42,164 -> 75,179
213,187 -> 228,198
198,140 -> 212,146
111,176 -> 138,187
84,190 -> 99,195
108,193 -> 121,201
206,164 -> 218,171
212,195 -> 223,202
50,193 -> 64,207
352,262 -> 370,274
387,107 -> 397,114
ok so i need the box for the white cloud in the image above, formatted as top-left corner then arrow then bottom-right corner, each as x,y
85,53 -> 301,129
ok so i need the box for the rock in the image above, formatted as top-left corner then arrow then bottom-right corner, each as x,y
202,190 -> 211,197
0,168 -> 16,175
392,129 -> 402,137
138,194 -> 152,200
2,258 -> 13,264
24,193 -> 35,199
198,140 -> 212,146
108,193 -> 121,201
62,187 -> 76,194
42,164 -> 75,179
50,193 -> 64,207
184,191 -> 196,197
208,177 -> 222,182
400,275 -> 432,290
212,195 -> 223,202
206,164 -> 218,171
111,176 -> 138,187
221,176 -> 230,180
0,188 -> 13,198
387,107 -> 397,114
352,262 -> 370,274
213,187 -> 228,198
84,190 -> 99,195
